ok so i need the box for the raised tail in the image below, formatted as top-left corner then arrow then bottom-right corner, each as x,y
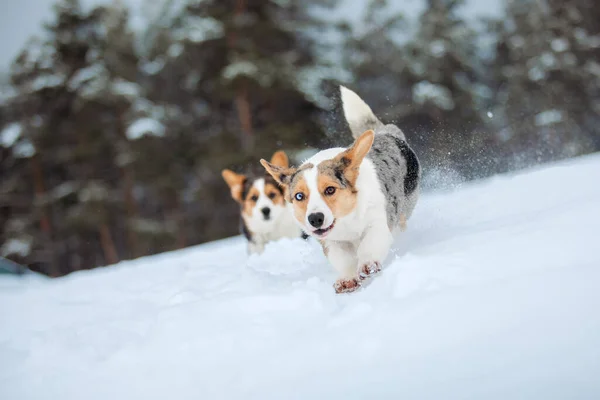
340,86 -> 384,139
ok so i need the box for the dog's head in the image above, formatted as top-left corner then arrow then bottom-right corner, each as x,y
222,151 -> 289,234
261,130 -> 374,240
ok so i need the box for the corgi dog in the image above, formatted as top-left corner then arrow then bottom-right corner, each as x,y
261,86 -> 420,293
222,151 -> 306,255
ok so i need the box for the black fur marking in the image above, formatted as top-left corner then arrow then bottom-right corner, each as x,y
334,168 -> 347,188
340,157 -> 351,167
240,178 -> 251,201
392,157 -> 400,166
373,148 -> 382,154
393,137 -> 420,195
265,175 -> 284,194
240,218 -> 253,242
384,183 -> 390,194
392,199 -> 398,214
301,231 -> 309,240
382,158 -> 390,167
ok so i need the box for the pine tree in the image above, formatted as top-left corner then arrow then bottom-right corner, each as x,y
3,0 -> 158,274
491,0 -> 600,167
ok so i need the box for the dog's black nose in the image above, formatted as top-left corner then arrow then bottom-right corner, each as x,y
308,212 -> 324,228
261,207 -> 271,218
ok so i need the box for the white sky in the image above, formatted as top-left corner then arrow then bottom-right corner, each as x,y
0,0 -> 56,68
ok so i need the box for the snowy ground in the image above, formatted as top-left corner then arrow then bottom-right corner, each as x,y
2,154 -> 600,399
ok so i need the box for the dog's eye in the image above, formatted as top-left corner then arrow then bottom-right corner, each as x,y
268,192 -> 277,199
294,192 -> 305,201
324,186 -> 336,196
250,195 -> 259,202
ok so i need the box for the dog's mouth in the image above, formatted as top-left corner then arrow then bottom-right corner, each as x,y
312,220 -> 335,238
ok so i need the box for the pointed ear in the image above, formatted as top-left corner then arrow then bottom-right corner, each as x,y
260,159 -> 296,187
270,150 -> 289,168
221,169 -> 246,203
348,129 -> 375,163
333,130 -> 375,185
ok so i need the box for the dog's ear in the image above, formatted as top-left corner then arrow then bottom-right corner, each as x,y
260,159 -> 296,187
270,150 -> 289,168
221,169 -> 246,203
333,129 -> 374,185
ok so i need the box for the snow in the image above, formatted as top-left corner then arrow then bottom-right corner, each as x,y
68,64 -> 104,91
126,118 -> 165,140
535,109 -> 563,126
175,16 -> 224,43
30,74 -> 65,91
551,37 -> 569,53
111,79 -> 141,99
13,140 -> 36,158
0,238 -> 32,257
0,122 -> 22,147
222,60 -> 260,81
2,154 -> 600,399
413,81 -> 455,110
429,39 -> 447,57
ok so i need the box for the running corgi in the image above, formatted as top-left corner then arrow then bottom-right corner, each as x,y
261,86 -> 420,293
222,151 -> 305,255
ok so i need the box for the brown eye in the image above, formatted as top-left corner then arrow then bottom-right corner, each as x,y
268,192 -> 277,199
324,186 -> 336,196
251,195 -> 259,202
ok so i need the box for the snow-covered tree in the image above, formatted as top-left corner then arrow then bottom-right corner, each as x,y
490,0 -> 600,166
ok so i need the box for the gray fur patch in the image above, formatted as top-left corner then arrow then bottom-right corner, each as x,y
367,124 -> 421,229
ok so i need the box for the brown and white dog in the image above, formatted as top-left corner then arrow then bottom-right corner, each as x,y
222,151 -> 305,255
261,86 -> 421,293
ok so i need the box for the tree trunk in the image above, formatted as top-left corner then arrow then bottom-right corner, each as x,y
99,223 -> 119,265
117,113 -> 141,258
228,0 -> 254,151
29,154 -> 60,277
121,166 -> 140,258
30,155 -> 52,235
235,83 -> 254,150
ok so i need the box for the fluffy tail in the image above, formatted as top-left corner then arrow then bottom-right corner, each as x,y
340,86 -> 383,139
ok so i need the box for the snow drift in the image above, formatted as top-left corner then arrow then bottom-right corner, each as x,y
2,154 -> 600,399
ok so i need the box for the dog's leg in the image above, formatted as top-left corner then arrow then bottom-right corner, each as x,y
327,242 -> 360,293
356,220 -> 392,280
247,241 -> 265,255
399,213 -> 407,232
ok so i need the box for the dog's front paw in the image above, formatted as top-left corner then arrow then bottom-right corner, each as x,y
358,261 -> 381,280
334,277 -> 361,294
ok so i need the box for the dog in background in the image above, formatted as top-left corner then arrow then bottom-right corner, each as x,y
222,151 -> 305,255
261,86 -> 420,293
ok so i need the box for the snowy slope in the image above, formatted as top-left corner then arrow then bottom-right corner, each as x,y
2,154 -> 600,400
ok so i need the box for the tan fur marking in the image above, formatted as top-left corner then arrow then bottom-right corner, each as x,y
264,182 -> 285,206
270,150 -> 289,168
331,129 -> 375,186
289,177 -> 309,224
221,169 -> 246,203
316,173 -> 357,218
334,277 -> 360,293
260,160 -> 296,187
242,186 -> 260,217
399,213 -> 407,231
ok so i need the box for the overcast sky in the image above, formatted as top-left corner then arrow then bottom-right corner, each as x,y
0,0 -> 501,72
1,0 -> 55,68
